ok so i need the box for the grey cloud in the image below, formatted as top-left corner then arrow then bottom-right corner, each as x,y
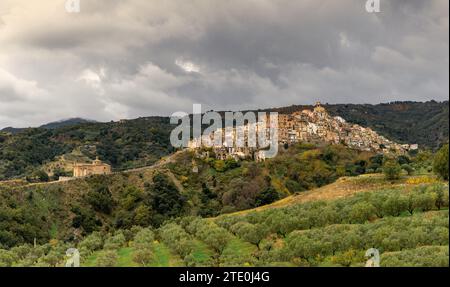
0,0 -> 448,128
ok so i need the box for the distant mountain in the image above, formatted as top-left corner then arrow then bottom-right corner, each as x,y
39,118 -> 97,129
0,126 -> 24,134
1,118 -> 97,134
0,101 -> 448,181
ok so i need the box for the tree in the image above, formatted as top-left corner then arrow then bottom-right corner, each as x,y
120,186 -> 145,211
39,250 -> 61,267
429,184 -> 449,210
231,222 -> 267,249
213,160 -> 226,172
33,170 -> 49,182
225,158 -> 240,170
85,185 -> 114,214
397,155 -> 411,165
382,195 -> 408,217
133,205 -> 151,226
103,232 -> 126,250
132,248 -> 153,266
433,144 -> 449,180
383,160 -> 402,180
51,167 -> 69,181
133,228 -> 154,249
370,193 -> 388,218
413,193 -> 437,212
349,202 -> 376,223
264,212 -> 298,237
255,186 -> 280,206
285,232 -> 327,263
96,250 -> 117,267
331,250 -> 363,267
0,249 -> 16,267
369,154 -> 384,171
196,222 -> 231,254
401,164 -> 414,176
78,232 -> 103,255
148,173 -> 186,226
71,206 -> 101,234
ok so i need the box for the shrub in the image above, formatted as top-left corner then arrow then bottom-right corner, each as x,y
96,250 -> 117,267
433,144 -> 449,180
401,164 -> 414,176
103,232 -> 126,250
78,232 -> 103,255
383,160 -> 402,180
133,228 -> 154,249
255,186 -> 280,206
132,248 -> 153,266
0,249 -> 17,267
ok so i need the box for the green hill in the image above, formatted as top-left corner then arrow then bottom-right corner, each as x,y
1,101 -> 448,181
0,116 -> 175,180
0,173 -> 447,267
0,101 -> 448,267
0,143 -> 379,246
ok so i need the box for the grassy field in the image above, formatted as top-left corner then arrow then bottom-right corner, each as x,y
83,242 -> 184,267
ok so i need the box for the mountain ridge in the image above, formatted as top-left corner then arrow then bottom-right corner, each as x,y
1,118 -> 98,134
0,101 -> 448,181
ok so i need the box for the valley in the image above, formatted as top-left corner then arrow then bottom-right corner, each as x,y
0,101 -> 448,267
0,142 -> 448,267
1,172 -> 446,267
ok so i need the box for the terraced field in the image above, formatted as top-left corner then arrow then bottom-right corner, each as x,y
83,242 -> 184,267
222,174 -> 443,216
75,175 -> 448,267
1,174 -> 447,267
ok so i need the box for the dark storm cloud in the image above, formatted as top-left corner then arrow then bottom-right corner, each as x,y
0,0 -> 448,128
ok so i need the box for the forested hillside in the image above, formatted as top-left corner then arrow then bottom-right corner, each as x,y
0,101 -> 447,181
0,142 -> 446,247
0,117 -> 175,180
1,118 -> 96,134
0,143 -> 378,247
0,140 -> 448,267
1,175 -> 448,267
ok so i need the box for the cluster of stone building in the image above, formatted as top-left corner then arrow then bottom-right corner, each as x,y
187,102 -> 418,162
277,102 -> 418,153
66,102 -> 417,178
187,121 -> 271,162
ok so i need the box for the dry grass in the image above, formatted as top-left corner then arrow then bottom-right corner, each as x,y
220,174 -> 443,217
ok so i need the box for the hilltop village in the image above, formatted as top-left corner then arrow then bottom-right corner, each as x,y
51,102 -> 417,180
188,102 -> 418,162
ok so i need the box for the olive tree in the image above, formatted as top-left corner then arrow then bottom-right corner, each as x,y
96,250 -> 117,267
433,144 -> 449,180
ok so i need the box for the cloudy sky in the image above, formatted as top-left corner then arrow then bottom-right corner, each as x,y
0,0 -> 448,128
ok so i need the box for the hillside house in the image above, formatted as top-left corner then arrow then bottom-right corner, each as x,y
73,157 -> 111,177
